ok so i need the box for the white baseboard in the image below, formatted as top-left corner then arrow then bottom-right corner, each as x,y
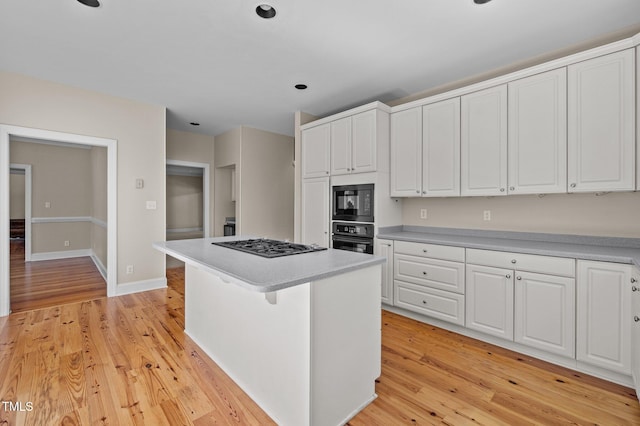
30,249 -> 92,262
116,277 -> 167,296
90,252 -> 107,281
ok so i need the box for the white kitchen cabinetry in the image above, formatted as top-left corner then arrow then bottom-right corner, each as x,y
508,68 -> 567,194
302,123 -> 331,178
466,249 -> 575,355
461,85 -> 508,196
390,107 -> 422,196
466,264 -> 514,339
568,49 -> 636,193
577,260 -> 632,375
393,241 -> 465,325
376,239 -> 394,306
301,177 -> 330,247
330,110 -> 378,176
422,98 -> 461,197
632,267 -> 640,401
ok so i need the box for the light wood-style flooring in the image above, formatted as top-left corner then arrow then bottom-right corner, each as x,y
10,240 -> 106,313
0,266 -> 638,425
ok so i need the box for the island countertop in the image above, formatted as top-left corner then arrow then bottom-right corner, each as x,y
153,236 -> 384,293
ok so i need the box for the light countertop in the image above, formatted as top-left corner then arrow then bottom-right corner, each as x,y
153,237 -> 384,293
377,226 -> 640,269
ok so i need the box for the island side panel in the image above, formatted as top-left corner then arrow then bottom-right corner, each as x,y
184,264 -> 312,426
310,264 -> 382,426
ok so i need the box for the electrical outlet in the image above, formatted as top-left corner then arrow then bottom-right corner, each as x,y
483,210 -> 491,221
64,240 -> 70,247
420,209 -> 428,220
45,201 -> 51,209
126,265 -> 134,274
146,200 -> 157,210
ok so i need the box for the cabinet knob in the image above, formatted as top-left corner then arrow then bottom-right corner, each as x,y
422,300 -> 428,305
422,271 -> 428,276
516,276 -> 522,280
352,167 -> 356,171
347,168 -> 351,171
635,316 -> 640,323
422,249 -> 428,253
422,191 -> 426,195
506,274 -> 511,279
632,278 -> 637,283
500,188 -> 505,192
416,190 -> 420,194
509,186 -> 515,191
511,259 -> 517,264
325,171 -> 329,175
632,286 -> 639,292
570,183 -> 576,188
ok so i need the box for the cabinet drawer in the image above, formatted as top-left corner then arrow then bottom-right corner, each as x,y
394,281 -> 465,326
466,248 -> 575,277
394,240 -> 465,262
394,254 -> 465,294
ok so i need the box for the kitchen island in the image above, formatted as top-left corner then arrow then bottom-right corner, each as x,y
153,237 -> 383,426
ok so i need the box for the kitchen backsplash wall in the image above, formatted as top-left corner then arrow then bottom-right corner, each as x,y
402,192 -> 640,238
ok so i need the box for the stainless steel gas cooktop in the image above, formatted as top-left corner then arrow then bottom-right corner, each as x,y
212,238 -> 327,258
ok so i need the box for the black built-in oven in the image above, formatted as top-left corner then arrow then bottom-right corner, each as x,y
332,184 -> 374,222
331,222 -> 374,254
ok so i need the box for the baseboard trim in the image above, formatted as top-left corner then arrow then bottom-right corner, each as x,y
90,252 -> 107,281
30,249 -> 92,262
116,277 -> 167,296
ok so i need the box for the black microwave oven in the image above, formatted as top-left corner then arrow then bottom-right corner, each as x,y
332,184 -> 374,222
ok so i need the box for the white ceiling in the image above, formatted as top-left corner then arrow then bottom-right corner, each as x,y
1,0 -> 640,137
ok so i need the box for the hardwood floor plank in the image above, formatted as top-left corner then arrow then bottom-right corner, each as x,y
0,266 -> 638,425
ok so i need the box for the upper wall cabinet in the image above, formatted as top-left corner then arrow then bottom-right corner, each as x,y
508,68 -> 567,194
331,109 -> 378,175
390,107 -> 422,196
461,85 -> 508,196
302,123 -> 331,178
568,49 -> 636,192
422,98 -> 461,197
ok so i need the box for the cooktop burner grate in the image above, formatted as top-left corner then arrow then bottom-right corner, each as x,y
212,238 -> 327,258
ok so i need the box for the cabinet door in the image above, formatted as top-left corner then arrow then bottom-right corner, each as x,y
508,68 -> 567,194
352,109 -> 377,174
330,117 -> 351,176
390,107 -> 422,196
422,98 -> 460,197
461,85 -> 508,196
301,177 -> 329,247
514,271 -> 575,357
577,260 -> 632,374
568,49 -> 636,192
466,264 -> 514,340
302,124 -> 331,178
376,239 -> 394,305
632,268 -> 640,401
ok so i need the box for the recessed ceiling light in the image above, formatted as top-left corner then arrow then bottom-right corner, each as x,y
77,0 -> 101,7
295,84 -> 308,90
190,122 -> 200,126
474,0 -> 492,4
256,4 -> 276,19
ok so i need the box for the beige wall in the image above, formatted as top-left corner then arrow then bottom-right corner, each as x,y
214,128 -> 241,236
10,141 -> 93,253
166,175 -> 203,230
402,192 -> 640,238
0,70 -> 166,285
9,172 -> 25,219
166,128 -> 214,237
240,127 -> 294,241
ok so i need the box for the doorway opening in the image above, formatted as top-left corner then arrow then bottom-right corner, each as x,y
0,125 -> 117,317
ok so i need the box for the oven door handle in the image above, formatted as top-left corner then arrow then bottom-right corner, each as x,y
331,235 -> 373,245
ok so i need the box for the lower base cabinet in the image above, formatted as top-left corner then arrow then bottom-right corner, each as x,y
377,239 -> 394,305
395,281 -> 465,326
466,264 -> 514,340
577,260 -> 632,375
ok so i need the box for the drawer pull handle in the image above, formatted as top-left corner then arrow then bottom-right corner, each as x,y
516,276 -> 522,280
506,274 -> 511,279
422,300 -> 428,305
635,316 -> 640,323
511,259 -> 517,264
633,286 -> 639,292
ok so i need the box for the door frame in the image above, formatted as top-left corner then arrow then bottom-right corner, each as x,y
166,159 -> 210,237
9,164 -> 32,261
0,125 -> 117,317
